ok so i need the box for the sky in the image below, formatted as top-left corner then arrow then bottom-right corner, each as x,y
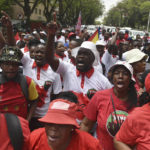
96,0 -> 123,21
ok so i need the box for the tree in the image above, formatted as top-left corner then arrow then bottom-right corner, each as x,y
103,7 -> 121,26
40,0 -> 59,22
140,1 -> 150,26
40,0 -> 104,27
0,0 -> 14,16
12,0 -> 40,28
58,0 -> 104,26
81,0 -> 103,25
103,0 -> 150,29
1,0 -> 103,29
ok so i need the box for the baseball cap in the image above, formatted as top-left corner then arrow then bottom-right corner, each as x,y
39,99 -> 80,128
0,46 -> 22,65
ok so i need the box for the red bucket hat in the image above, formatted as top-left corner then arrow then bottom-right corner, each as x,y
145,73 -> 150,93
39,99 -> 80,128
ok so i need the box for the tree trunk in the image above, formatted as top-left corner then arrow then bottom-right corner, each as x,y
59,0 -> 63,24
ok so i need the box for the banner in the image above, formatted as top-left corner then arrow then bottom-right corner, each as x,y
75,11 -> 81,35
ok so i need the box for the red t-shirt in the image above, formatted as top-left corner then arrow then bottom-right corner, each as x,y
0,113 -> 30,150
116,103 -> 150,150
84,88 -> 134,150
0,76 -> 38,118
124,33 -> 129,40
116,39 -> 125,46
28,128 -> 102,150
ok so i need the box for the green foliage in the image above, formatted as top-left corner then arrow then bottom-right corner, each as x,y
59,0 -> 104,26
81,0 -> 103,24
103,0 -> 150,29
0,0 -> 14,16
38,0 -> 104,26
0,0 -> 103,28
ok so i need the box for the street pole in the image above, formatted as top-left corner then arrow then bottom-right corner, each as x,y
147,11 -> 150,32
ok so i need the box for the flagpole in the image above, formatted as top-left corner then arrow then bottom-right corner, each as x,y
147,11 -> 150,32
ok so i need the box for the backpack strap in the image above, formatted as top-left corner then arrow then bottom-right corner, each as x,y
4,113 -> 23,150
18,73 -> 29,101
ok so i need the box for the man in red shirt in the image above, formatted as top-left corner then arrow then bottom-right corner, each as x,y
27,99 -> 102,150
0,11 -> 39,121
0,113 -> 30,150
0,46 -> 39,120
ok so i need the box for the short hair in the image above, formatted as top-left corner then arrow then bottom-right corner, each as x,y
56,91 -> 78,103
28,39 -> 41,49
54,41 -> 64,49
71,39 -> 83,46
138,69 -> 150,87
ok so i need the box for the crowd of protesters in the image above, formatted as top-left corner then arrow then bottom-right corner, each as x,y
1,10 -> 150,150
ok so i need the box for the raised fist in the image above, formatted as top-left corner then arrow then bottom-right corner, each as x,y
47,12 -> 58,35
1,11 -> 12,27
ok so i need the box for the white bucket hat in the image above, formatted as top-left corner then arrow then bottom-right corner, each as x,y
123,49 -> 148,64
71,41 -> 99,66
79,41 -> 99,66
110,60 -> 135,82
96,40 -> 106,46
71,46 -> 80,58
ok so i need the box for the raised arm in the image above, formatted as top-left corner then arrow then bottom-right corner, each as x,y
80,117 -> 96,133
0,31 -> 6,49
45,12 -> 59,71
110,27 -> 119,45
114,138 -> 132,150
1,11 -> 16,46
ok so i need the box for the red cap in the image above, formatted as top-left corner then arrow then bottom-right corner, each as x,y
68,32 -> 76,39
39,99 -> 80,128
145,73 -> 150,93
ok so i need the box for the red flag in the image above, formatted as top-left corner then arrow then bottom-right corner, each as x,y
75,12 -> 81,35
14,32 -> 21,41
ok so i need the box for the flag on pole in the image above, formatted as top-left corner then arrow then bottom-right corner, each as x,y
75,11 -> 81,35
88,27 -> 101,43
14,32 -> 21,42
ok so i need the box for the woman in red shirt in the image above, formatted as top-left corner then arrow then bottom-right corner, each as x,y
80,60 -> 138,150
114,73 -> 150,150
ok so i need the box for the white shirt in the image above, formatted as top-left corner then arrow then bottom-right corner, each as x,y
94,61 -> 103,74
55,35 -> 65,45
101,50 -> 119,76
21,46 -> 29,54
56,60 -> 112,94
63,51 -> 70,62
21,54 -> 62,117
99,34 -> 104,40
